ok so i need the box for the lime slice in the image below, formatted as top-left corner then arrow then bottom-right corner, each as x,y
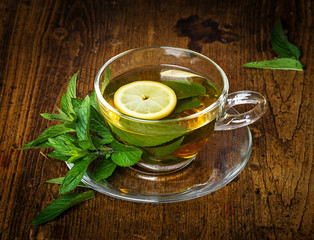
113,81 -> 177,120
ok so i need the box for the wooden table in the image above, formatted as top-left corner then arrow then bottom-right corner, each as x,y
0,0 -> 313,239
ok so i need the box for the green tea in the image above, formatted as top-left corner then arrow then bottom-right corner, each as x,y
101,65 -> 220,171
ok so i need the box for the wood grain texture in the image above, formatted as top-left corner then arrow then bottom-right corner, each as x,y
0,0 -> 312,239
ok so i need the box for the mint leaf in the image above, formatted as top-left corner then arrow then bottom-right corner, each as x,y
93,157 -> 117,181
63,139 -> 81,152
271,20 -> 300,59
55,134 -> 77,142
78,140 -> 93,150
67,151 -> 89,164
90,91 -> 100,112
89,105 -> 106,126
48,150 -> 69,161
48,138 -> 71,156
163,80 -> 206,99
90,106 -> 114,143
45,177 -> 89,188
100,68 -> 111,94
111,140 -> 142,167
174,98 -> 201,114
109,117 -> 188,147
63,72 -> 78,121
21,124 -> 76,149
109,122 -> 185,147
90,135 -> 111,150
59,154 -> 97,194
167,97 -> 201,118
67,72 -> 78,99
144,137 -> 184,157
31,191 -> 94,225
119,117 -> 188,136
76,96 -> 90,140
40,113 -> 71,122
76,96 -> 95,150
72,98 -> 83,114
90,135 -> 103,149
243,58 -> 303,71
60,94 -> 71,117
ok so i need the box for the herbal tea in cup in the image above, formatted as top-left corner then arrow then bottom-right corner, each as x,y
94,46 -> 266,173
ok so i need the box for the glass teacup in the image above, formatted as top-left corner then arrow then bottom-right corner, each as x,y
94,46 -> 266,173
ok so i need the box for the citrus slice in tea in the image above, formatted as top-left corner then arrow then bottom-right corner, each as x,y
113,81 -> 177,120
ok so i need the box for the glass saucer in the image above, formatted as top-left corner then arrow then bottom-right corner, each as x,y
67,112 -> 252,203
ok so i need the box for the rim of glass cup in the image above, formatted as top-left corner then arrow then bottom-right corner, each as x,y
94,46 -> 230,123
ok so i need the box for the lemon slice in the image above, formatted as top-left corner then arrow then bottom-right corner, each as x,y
113,81 -> 177,120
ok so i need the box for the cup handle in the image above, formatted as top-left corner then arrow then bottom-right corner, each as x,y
215,91 -> 266,131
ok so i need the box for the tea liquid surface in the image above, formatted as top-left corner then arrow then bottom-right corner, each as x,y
104,65 -> 219,117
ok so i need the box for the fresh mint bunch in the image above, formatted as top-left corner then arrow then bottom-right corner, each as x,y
243,20 -> 304,71
23,71 -> 209,225
22,71 -> 142,225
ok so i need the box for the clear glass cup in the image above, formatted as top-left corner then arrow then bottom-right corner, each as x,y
94,46 -> 266,173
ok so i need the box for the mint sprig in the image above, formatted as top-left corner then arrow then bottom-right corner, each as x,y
24,72 -> 210,225
23,72 -> 143,225
244,20 -> 304,71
